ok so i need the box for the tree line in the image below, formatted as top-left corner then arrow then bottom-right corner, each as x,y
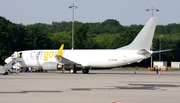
0,16 -> 180,67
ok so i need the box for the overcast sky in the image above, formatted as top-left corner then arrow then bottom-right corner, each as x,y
0,0 -> 179,25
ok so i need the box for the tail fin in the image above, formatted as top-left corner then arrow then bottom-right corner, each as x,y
117,17 -> 157,50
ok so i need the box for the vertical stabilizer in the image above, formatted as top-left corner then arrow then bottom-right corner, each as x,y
118,17 -> 157,50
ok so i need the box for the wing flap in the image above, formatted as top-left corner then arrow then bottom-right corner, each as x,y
56,56 -> 76,65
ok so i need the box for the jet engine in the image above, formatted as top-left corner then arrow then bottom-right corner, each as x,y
42,62 -> 62,71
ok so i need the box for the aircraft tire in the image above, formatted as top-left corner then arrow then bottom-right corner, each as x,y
70,69 -> 77,74
82,69 -> 89,74
3,72 -> 9,75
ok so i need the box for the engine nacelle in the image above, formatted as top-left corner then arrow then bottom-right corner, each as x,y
42,62 -> 62,71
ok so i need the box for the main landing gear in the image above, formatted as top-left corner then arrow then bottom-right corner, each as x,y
82,69 -> 89,74
3,71 -> 9,75
69,65 -> 90,74
70,68 -> 77,74
69,67 -> 89,74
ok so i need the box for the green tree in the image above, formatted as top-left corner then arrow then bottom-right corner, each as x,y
0,17 -> 16,64
48,31 -> 71,49
102,19 -> 124,34
74,24 -> 89,49
24,25 -> 51,49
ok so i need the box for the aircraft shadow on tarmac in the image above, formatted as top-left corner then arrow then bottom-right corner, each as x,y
71,83 -> 180,91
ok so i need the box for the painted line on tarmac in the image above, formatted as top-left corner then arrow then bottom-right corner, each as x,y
0,90 -> 62,94
112,96 -> 180,103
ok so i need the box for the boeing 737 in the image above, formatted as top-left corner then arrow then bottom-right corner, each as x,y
2,17 -> 157,75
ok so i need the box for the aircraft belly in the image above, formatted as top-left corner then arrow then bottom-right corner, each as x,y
86,53 -> 148,68
89,60 -> 123,68
81,55 -> 123,68
23,58 -> 42,67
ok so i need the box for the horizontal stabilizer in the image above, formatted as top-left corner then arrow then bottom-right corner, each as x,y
153,49 -> 172,54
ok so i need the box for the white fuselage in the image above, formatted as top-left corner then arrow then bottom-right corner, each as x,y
9,49 -> 151,68
3,17 -> 157,74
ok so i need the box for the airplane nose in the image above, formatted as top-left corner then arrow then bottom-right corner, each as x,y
5,57 -> 12,63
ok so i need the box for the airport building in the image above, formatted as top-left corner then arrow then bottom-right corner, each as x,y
153,61 -> 167,68
153,61 -> 180,69
171,62 -> 180,68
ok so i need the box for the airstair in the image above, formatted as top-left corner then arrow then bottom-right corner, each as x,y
2,52 -> 23,75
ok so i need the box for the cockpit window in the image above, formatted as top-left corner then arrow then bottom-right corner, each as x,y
11,54 -> 15,58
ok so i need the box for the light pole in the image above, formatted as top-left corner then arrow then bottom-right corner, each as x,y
146,6 -> 159,17
69,3 -> 78,50
159,35 -> 163,61
146,6 -> 159,68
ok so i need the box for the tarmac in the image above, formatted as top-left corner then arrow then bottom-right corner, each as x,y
0,70 -> 180,103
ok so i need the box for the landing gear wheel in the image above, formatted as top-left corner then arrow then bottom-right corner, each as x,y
82,69 -> 89,74
70,69 -> 77,74
3,72 -> 9,75
16,69 -> 20,74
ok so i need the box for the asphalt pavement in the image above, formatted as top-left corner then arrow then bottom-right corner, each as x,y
0,70 -> 180,103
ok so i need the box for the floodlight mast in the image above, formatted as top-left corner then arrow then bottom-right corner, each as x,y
146,6 -> 159,17
69,3 -> 78,50
146,6 -> 159,68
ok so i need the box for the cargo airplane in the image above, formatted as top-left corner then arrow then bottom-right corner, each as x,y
3,17 -> 158,75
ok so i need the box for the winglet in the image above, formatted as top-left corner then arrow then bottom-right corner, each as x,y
56,44 -> 64,57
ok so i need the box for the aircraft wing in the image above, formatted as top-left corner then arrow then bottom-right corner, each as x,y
55,44 -> 74,65
56,56 -> 77,65
56,56 -> 90,67
55,44 -> 89,67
